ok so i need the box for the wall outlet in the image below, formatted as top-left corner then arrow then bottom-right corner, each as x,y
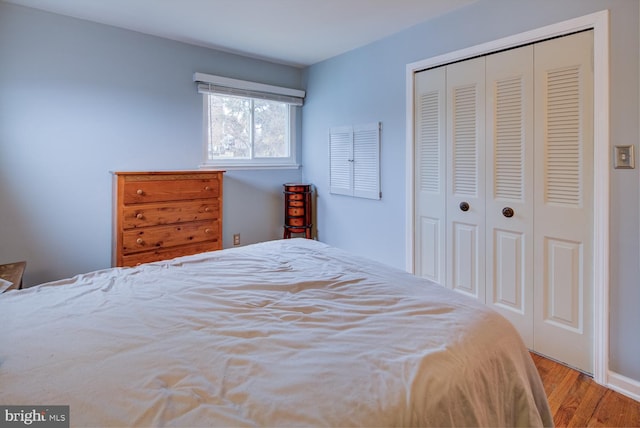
614,145 -> 635,169
233,233 -> 240,246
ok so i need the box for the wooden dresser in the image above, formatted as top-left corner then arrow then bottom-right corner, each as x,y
112,171 -> 224,267
0,261 -> 26,292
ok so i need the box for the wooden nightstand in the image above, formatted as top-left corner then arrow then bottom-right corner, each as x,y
283,183 -> 313,239
0,261 -> 26,292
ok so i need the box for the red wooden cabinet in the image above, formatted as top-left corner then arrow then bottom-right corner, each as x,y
283,183 -> 312,239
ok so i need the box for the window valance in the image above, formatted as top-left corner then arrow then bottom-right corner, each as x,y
194,72 -> 305,106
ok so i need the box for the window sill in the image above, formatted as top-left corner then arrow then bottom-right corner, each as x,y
199,163 -> 301,171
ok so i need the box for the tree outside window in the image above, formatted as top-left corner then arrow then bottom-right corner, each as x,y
206,94 -> 289,161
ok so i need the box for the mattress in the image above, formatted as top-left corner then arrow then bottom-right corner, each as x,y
0,238 -> 552,427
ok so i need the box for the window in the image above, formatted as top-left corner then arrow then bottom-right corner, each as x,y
205,95 -> 290,160
194,73 -> 305,169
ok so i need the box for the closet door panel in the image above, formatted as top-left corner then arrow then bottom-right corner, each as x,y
493,230 -> 525,308
544,238 -> 582,328
533,31 -> 593,374
452,222 -> 479,296
414,67 -> 446,284
446,57 -> 485,299
485,45 -> 535,346
419,217 -> 441,280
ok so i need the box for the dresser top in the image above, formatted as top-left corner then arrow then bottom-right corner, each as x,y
112,170 -> 225,176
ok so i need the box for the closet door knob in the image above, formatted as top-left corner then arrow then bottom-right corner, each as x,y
459,202 -> 470,212
502,207 -> 515,218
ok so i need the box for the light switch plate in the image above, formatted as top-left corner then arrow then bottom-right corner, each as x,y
614,145 -> 635,169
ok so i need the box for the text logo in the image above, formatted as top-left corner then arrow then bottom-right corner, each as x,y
1,406 -> 69,428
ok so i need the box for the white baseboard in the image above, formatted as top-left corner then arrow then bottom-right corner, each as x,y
607,370 -> 640,402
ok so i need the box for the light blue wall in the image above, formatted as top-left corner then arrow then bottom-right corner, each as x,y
301,0 -> 640,381
2,0 -> 638,385
0,3 -> 303,285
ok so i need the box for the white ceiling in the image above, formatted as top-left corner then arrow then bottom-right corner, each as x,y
3,0 -> 475,67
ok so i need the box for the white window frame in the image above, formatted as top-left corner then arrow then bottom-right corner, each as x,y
194,72 -> 305,170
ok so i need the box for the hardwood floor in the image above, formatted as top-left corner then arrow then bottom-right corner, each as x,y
531,353 -> 640,427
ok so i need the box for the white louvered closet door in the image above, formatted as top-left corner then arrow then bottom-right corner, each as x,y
533,31 -> 593,373
485,45 -> 535,347
413,31 -> 594,373
446,57 -> 486,300
414,67 -> 446,284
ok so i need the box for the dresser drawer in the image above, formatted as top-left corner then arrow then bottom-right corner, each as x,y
122,200 -> 219,229
121,242 -> 221,267
285,185 -> 309,193
123,175 -> 220,204
287,200 -> 304,208
122,220 -> 219,255
287,217 -> 306,227
287,207 -> 305,217
285,193 -> 304,201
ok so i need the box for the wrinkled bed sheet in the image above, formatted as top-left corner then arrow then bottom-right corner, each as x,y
0,239 -> 552,427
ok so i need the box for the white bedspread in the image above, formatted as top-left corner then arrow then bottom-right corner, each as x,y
0,239 -> 552,427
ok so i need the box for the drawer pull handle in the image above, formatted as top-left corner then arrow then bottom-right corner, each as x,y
136,213 -> 144,219
136,189 -> 144,195
205,228 -> 212,234
204,186 -> 211,191
204,207 -> 210,212
136,238 -> 143,244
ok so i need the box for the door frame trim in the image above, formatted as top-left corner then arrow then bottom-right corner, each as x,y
404,10 -> 610,385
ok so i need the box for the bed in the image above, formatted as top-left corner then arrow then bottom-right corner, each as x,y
0,238 -> 552,427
